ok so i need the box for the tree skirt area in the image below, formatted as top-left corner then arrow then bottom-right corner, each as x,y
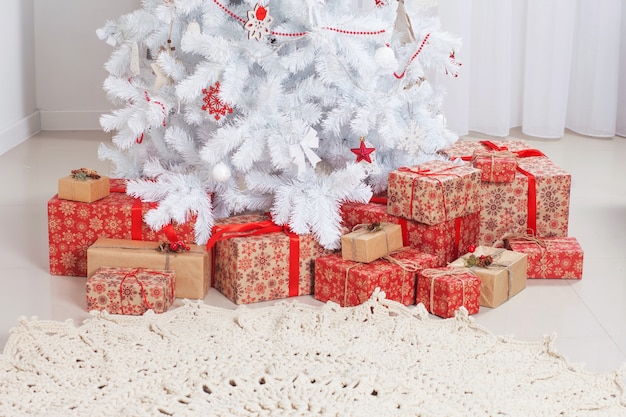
1,293 -> 625,416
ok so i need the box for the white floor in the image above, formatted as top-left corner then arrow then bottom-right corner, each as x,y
1,129 -> 625,379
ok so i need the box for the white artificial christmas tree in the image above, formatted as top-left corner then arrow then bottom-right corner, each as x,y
98,0 -> 461,249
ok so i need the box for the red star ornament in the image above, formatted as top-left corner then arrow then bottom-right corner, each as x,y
351,137 -> 376,163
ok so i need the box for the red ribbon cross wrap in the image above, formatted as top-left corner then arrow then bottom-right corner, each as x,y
206,218 -> 301,298
460,141 -> 546,235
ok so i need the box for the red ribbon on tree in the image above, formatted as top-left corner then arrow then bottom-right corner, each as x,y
206,218 -> 301,298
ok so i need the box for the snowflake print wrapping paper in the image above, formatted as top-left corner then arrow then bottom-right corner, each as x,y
506,237 -> 583,279
86,267 -> 175,315
417,267 -> 481,318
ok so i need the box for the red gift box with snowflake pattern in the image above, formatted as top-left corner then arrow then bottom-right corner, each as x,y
48,179 -> 196,277
314,248 -> 440,307
440,139 -> 571,245
471,150 -> 517,183
210,214 -> 333,304
86,267 -> 175,315
387,160 -> 482,226
505,236 -> 583,279
417,267 -> 481,318
341,201 -> 478,265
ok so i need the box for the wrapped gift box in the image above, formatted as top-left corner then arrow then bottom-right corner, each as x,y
387,160 -> 481,225
87,238 -> 210,299
471,150 -> 517,183
341,223 -> 403,263
449,246 -> 527,308
48,179 -> 197,277
86,267 -> 175,315
58,175 -> 110,203
210,214 -> 333,305
440,139 -> 571,244
341,201 -> 478,265
417,267 -> 481,318
505,236 -> 583,279
314,248 -> 440,307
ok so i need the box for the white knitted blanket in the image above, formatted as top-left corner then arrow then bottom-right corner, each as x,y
1,292 -> 625,417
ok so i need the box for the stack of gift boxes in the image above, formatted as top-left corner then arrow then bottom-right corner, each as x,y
47,138 -> 583,318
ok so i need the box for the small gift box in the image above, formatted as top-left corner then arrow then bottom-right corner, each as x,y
417,267 -> 481,318
341,201 -> 478,265
209,214 -> 333,305
58,168 -> 110,203
387,160 -> 481,225
86,267 -> 175,315
341,223 -> 403,263
449,246 -> 527,308
471,150 -> 517,183
314,248 -> 440,307
505,236 -> 583,279
87,238 -> 210,299
48,179 -> 197,277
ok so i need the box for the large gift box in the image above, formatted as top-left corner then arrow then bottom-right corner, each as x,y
87,238 -> 210,299
314,248 -> 440,307
449,246 -> 527,308
387,160 -> 481,225
86,267 -> 175,315
417,267 -> 481,318
58,173 -> 110,203
209,214 -> 333,304
471,150 -> 517,183
505,236 -> 583,279
440,139 -> 571,245
341,223 -> 403,263
48,179 -> 196,277
341,201 -> 479,265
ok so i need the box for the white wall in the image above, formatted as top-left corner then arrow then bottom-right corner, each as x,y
0,0 -> 39,155
34,0 -> 141,130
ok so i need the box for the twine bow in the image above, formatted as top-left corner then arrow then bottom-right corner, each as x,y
471,150 -> 516,182
423,267 -> 474,315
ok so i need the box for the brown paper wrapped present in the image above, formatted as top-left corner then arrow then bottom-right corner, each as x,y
341,223 -> 403,263
449,246 -> 527,308
58,173 -> 110,203
87,237 -> 210,299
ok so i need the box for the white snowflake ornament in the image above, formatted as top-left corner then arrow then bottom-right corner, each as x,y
244,4 -> 273,41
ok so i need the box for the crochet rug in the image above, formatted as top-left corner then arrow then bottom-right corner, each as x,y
1,293 -> 625,417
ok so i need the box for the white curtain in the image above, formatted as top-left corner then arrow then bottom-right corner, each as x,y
430,0 -> 626,138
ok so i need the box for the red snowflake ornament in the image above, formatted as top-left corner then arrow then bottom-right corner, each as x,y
202,82 -> 233,121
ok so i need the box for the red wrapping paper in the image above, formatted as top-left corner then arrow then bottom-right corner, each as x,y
471,151 -> 517,183
210,214 -> 333,304
506,236 -> 583,279
440,139 -> 571,245
417,267 -> 481,318
314,249 -> 440,307
48,179 -> 196,277
86,267 -> 175,315
341,201 -> 478,265
387,160 -> 482,225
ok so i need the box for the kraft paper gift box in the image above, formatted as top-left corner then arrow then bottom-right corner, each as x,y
471,150 -> 517,183
416,267 -> 481,318
209,214 -> 333,305
505,236 -> 583,279
86,267 -> 175,315
314,248 -> 440,307
387,160 -> 481,225
341,223 -> 403,263
440,139 -> 571,245
341,201 -> 478,265
58,174 -> 110,203
48,179 -> 197,277
87,237 -> 210,299
449,246 -> 527,308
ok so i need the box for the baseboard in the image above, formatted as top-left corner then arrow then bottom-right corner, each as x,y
40,110 -> 105,131
0,111 -> 42,156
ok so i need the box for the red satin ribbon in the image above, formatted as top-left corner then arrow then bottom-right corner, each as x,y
207,219 -> 301,297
